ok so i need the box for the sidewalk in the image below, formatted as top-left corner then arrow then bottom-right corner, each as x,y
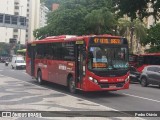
0,75 -> 143,120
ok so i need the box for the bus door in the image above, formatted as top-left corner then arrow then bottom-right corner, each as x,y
31,44 -> 36,77
75,41 -> 86,88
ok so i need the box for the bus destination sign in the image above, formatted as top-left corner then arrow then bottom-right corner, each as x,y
93,38 -> 121,44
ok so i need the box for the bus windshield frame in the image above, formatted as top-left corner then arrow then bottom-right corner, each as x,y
88,44 -> 129,72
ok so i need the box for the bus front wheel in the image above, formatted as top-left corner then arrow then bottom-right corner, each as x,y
68,77 -> 76,94
37,71 -> 43,85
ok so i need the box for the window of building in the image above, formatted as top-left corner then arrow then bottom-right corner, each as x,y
0,14 -> 3,23
11,16 -> 18,25
13,29 -> 18,32
19,17 -> 26,26
14,29 -> 18,32
5,15 -> 10,24
15,6 -> 19,9
14,2 -> 19,5
13,35 -> 18,39
14,12 -> 19,15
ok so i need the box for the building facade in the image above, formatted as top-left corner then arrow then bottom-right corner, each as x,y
28,0 -> 40,41
40,3 -> 49,28
0,0 -> 45,44
0,0 -> 27,45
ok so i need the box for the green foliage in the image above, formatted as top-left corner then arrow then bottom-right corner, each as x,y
150,0 -> 160,22
142,23 -> 160,53
0,43 -> 10,55
114,0 -> 148,21
114,0 -> 160,22
34,0 -> 116,39
117,18 -> 147,53
85,8 -> 116,34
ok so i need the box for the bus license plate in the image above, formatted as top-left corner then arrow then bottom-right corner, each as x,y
109,85 -> 116,88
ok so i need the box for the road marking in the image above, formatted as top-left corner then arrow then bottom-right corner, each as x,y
123,93 -> 160,103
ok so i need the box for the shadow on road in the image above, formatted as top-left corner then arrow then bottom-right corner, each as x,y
29,79 -> 126,100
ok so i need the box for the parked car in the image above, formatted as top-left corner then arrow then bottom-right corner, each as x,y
140,65 -> 160,87
129,66 -> 141,83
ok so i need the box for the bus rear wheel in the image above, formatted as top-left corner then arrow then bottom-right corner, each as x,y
68,77 -> 76,94
37,71 -> 43,85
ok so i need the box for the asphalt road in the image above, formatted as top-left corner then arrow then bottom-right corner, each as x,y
0,63 -> 160,117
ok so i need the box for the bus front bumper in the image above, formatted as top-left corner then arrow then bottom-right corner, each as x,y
81,79 -> 129,92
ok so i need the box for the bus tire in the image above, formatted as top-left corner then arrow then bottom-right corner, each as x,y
68,77 -> 76,94
37,71 -> 43,85
141,77 -> 148,87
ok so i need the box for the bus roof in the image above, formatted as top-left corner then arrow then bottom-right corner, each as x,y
27,34 -> 124,44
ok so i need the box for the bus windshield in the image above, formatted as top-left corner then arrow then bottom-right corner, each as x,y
88,45 -> 128,71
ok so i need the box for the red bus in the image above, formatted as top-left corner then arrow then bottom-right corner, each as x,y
137,53 -> 160,72
129,54 -> 138,67
26,35 -> 130,93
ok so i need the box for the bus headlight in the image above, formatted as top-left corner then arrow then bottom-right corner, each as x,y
89,77 -> 93,81
125,76 -> 130,83
88,77 -> 98,84
93,79 -> 98,84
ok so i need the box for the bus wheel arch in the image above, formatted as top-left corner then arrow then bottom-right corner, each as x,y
37,68 -> 43,85
67,74 -> 76,94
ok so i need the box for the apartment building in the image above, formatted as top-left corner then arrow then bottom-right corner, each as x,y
28,0 -> 40,41
40,3 -> 49,28
0,0 -> 48,44
0,0 -> 27,45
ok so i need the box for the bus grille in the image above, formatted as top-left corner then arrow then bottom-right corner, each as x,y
99,82 -> 124,88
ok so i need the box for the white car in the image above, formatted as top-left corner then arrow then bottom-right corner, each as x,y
11,55 -> 26,69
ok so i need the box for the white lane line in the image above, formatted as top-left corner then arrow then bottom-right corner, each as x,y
123,93 -> 160,103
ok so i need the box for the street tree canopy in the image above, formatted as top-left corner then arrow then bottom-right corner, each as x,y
34,0 -> 116,39
114,0 -> 160,22
142,23 -> 160,53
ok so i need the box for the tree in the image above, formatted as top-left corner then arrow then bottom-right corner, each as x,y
114,0 -> 148,21
85,8 -> 116,34
34,0 -> 116,39
115,0 -> 147,52
142,23 -> 160,52
117,18 -> 147,53
150,0 -> 160,23
0,43 -> 10,55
